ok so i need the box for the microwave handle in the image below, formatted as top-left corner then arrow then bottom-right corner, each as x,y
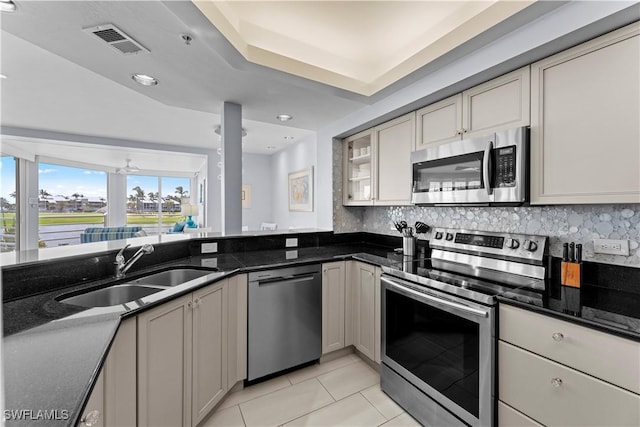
483,140 -> 494,195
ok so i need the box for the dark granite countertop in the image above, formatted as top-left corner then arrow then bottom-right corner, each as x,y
2,242 -> 401,427
498,258 -> 640,342
4,237 -> 638,426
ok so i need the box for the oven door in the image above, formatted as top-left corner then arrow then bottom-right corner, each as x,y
381,275 -> 494,427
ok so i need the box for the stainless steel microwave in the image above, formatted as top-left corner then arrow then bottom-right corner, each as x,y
411,127 -> 529,206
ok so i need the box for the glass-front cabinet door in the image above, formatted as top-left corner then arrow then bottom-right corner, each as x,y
343,130 -> 374,205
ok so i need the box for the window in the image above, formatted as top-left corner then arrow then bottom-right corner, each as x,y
126,175 -> 191,235
38,162 -> 107,247
1,156 -> 17,252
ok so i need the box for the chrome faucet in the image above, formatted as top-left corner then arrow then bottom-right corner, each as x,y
115,243 -> 154,279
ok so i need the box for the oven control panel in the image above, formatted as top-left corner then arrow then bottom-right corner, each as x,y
430,228 -> 547,261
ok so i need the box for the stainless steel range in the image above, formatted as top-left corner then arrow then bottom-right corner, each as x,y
381,228 -> 548,427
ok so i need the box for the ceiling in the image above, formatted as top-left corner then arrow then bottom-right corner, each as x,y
195,0 -> 532,95
0,0 -> 537,171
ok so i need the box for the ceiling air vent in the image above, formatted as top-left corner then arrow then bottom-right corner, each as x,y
84,24 -> 149,55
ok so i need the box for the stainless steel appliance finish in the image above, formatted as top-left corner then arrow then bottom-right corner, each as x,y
381,228 -> 548,427
411,127 -> 529,206
247,264 -> 322,382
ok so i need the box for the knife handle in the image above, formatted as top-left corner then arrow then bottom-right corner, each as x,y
562,243 -> 569,262
569,242 -> 575,262
576,244 -> 582,263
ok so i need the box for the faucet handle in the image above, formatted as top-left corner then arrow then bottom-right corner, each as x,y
116,244 -> 131,261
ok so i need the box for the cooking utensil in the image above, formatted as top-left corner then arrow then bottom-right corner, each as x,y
399,220 -> 407,230
562,243 -> 569,261
414,222 -> 430,234
576,244 -> 582,263
393,221 -> 404,234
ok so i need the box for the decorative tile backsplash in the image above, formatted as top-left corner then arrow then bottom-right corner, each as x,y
336,204 -> 640,267
332,138 -> 639,267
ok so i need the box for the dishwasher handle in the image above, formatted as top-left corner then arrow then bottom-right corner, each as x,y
253,274 -> 317,287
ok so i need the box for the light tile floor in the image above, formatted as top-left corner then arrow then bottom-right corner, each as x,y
201,354 -> 421,427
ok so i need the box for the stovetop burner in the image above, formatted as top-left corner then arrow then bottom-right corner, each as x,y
383,228 -> 550,305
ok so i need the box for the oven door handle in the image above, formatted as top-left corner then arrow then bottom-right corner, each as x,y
381,276 -> 489,318
483,140 -> 494,196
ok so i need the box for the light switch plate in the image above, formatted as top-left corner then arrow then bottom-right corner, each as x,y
593,239 -> 629,256
285,238 -> 298,248
201,242 -> 218,254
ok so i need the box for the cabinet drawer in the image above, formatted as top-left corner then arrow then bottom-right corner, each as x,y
498,401 -> 543,427
499,304 -> 640,393
499,341 -> 640,427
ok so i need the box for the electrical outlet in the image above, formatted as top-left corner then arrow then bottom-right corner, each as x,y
201,258 -> 218,268
593,239 -> 629,256
285,238 -> 298,248
201,242 -> 218,254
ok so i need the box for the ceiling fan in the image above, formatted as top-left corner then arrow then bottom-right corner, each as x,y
116,159 -> 141,174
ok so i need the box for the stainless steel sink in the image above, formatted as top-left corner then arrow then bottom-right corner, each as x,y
129,268 -> 214,287
57,284 -> 165,308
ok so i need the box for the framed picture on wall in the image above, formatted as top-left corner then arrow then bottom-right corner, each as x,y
242,184 -> 252,208
288,167 -> 313,212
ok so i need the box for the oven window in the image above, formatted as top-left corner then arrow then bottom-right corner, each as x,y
413,151 -> 483,193
385,289 -> 480,417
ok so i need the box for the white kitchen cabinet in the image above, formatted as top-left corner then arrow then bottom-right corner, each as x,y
499,341 -> 640,427
375,113 -> 415,205
343,112 -> 414,206
498,304 -> 640,426
322,261 -> 346,354
138,293 -> 193,427
138,279 -> 229,427
343,129 -> 374,205
498,402 -> 543,427
192,281 -> 228,425
348,261 -> 381,363
227,274 -> 248,387
78,370 -> 104,427
530,22 -> 640,204
416,66 -> 530,151
78,317 -> 136,427
415,94 -> 463,149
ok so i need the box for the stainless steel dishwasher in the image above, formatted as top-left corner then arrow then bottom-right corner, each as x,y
247,264 -> 322,382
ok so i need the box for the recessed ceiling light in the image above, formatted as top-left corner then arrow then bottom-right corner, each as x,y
276,114 -> 292,122
266,145 -> 277,150
132,74 -> 158,86
284,136 -> 294,140
0,1 -> 17,12
0,74 -> 7,79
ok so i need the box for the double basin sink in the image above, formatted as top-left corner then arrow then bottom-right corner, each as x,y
56,268 -> 216,308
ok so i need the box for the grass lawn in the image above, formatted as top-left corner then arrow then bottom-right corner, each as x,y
0,212 -> 186,227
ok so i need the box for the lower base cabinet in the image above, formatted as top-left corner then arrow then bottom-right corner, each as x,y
137,276 -> 247,427
347,261 -> 381,363
78,318 -> 137,427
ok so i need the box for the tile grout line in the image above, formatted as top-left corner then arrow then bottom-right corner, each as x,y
359,389 -> 393,422
237,403 -> 248,427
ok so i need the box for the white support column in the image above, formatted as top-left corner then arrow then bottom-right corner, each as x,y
107,173 -> 127,227
221,102 -> 243,234
18,157 -> 39,250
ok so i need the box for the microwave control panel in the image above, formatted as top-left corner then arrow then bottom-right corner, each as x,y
495,146 -> 516,187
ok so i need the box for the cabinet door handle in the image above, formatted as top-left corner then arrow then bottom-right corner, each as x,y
81,410 -> 101,426
552,332 -> 564,341
187,301 -> 193,309
456,130 -> 462,135
551,378 -> 563,388
462,128 -> 468,133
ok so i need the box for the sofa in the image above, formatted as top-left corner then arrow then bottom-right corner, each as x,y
80,226 -> 146,243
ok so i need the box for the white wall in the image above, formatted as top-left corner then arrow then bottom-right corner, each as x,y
271,135 -> 318,230
242,153 -> 273,230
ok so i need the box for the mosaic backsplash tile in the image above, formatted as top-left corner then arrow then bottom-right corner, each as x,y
339,204 -> 640,267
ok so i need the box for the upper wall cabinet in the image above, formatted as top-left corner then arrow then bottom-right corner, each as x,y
343,112 -> 414,206
416,66 -> 530,151
530,23 -> 640,205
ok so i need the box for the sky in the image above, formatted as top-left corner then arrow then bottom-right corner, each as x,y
0,157 -> 190,201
